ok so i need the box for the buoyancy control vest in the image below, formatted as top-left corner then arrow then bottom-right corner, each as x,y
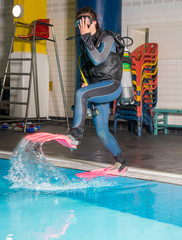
96,31 -> 135,105
80,31 -> 122,84
94,30 -> 135,105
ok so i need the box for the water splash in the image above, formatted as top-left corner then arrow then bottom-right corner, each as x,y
6,138 -> 114,191
6,138 -> 70,189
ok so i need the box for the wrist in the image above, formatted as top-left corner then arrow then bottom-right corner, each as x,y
80,30 -> 91,35
81,32 -> 91,39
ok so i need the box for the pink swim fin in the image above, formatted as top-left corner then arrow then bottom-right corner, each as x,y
25,132 -> 76,149
76,166 -> 127,180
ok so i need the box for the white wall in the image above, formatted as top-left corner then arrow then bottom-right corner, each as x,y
47,0 -> 76,118
122,0 -> 182,125
130,28 -> 147,52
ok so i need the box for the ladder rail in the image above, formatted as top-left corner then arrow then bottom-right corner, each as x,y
51,25 -> 70,130
23,20 -> 40,132
0,22 -> 17,101
32,20 -> 40,126
3,87 -> 29,90
8,58 -> 32,61
23,46 -> 34,132
16,21 -> 33,28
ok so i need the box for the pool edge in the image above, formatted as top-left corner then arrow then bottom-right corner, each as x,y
1,150 -> 182,186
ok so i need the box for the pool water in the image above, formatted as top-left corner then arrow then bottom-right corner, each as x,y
1,158 -> 182,240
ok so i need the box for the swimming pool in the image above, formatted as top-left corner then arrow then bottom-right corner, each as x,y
1,158 -> 182,240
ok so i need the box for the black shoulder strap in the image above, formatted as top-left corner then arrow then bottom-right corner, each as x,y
95,30 -> 113,49
95,30 -> 125,50
95,30 -> 132,64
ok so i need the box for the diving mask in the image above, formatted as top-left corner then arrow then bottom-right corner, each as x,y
75,15 -> 93,28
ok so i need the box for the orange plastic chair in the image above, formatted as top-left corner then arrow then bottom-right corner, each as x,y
131,43 -> 158,62
18,19 -> 50,39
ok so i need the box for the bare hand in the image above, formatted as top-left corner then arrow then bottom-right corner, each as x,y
78,17 -> 91,35
81,83 -> 88,88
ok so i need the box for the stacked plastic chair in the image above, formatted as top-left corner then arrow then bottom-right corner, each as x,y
114,43 -> 158,136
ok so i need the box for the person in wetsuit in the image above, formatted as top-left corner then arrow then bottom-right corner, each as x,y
69,6 -> 126,172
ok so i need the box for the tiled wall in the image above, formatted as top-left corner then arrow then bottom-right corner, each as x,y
0,0 -> 13,77
47,0 -> 182,124
47,0 -> 76,118
122,0 -> 182,124
0,0 -> 181,125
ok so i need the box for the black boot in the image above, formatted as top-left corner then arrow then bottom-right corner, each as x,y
68,128 -> 83,145
114,153 -> 126,172
67,134 -> 80,146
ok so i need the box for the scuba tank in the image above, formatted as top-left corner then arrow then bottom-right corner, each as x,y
118,47 -> 135,105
